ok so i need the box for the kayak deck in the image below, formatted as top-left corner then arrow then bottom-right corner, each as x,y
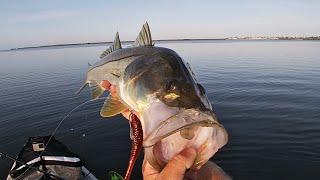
6,136 -> 98,180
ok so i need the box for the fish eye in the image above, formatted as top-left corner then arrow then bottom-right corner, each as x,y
165,80 -> 175,91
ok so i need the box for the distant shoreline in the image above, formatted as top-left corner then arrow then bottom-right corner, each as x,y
1,39 -> 225,52
1,38 -> 319,52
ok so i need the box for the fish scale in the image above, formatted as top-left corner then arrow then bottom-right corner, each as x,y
77,22 -> 228,178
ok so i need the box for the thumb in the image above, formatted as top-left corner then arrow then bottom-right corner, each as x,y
158,148 -> 197,180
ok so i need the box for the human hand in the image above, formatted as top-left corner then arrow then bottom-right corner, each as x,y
100,80 -> 139,120
101,81 -> 198,179
101,80 -> 230,180
142,149 -> 231,180
142,148 -> 198,180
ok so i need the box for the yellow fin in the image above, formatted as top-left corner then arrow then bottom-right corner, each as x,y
100,95 -> 127,117
89,81 -> 105,100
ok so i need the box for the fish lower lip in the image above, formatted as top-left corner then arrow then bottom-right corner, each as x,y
142,109 -> 223,148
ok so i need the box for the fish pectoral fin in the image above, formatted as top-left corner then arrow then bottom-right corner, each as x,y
100,95 -> 127,117
133,22 -> 153,47
75,82 -> 88,95
89,81 -> 105,99
100,32 -> 122,59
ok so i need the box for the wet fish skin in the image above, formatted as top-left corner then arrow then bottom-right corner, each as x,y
78,22 -> 228,172
122,47 -> 211,111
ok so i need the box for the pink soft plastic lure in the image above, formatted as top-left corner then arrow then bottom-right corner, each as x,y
124,113 -> 143,180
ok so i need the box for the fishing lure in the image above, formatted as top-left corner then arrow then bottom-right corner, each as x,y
124,113 -> 143,180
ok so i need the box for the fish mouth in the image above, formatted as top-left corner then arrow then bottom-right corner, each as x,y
143,109 -> 228,171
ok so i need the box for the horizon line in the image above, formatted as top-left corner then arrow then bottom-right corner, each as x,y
2,36 -> 320,52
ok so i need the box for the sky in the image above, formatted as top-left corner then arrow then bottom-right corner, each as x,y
0,0 -> 319,50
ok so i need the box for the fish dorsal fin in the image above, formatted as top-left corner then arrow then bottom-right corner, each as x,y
100,32 -> 122,59
89,81 -> 105,99
100,94 -> 127,117
133,22 -> 153,47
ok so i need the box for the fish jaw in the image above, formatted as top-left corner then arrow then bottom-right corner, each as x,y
138,97 -> 228,171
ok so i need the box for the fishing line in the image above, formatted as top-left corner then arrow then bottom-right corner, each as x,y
0,152 -> 12,167
43,96 -> 107,154
15,96 -> 108,179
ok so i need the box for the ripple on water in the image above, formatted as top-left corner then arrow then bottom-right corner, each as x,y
1,41 -> 320,180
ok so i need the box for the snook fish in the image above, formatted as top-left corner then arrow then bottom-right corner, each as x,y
77,22 -> 228,179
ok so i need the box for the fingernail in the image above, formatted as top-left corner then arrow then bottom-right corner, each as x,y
184,148 -> 197,169
185,148 -> 197,156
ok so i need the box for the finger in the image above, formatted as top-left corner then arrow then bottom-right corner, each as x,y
101,82 -> 141,121
121,110 -> 141,121
121,109 -> 131,120
196,161 -> 231,180
142,154 -> 160,180
100,80 -> 111,90
158,148 -> 197,180
109,84 -> 117,93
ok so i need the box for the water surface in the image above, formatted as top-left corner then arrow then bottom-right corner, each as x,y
0,40 -> 319,180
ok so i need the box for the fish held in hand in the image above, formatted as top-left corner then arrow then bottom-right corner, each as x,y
77,22 -> 228,174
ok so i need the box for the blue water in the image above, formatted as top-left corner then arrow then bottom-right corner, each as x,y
0,40 -> 319,180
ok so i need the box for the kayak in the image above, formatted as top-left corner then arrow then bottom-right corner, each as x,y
6,136 -> 98,180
